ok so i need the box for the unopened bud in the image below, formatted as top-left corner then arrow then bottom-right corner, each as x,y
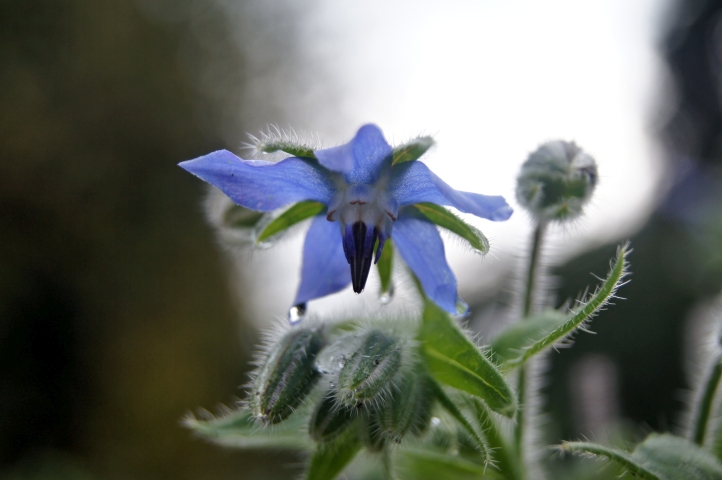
250,327 -> 325,424
309,393 -> 357,443
337,330 -> 402,407
376,370 -> 434,443
360,411 -> 388,452
516,141 -> 597,223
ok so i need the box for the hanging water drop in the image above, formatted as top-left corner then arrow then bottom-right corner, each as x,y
287,303 -> 307,325
379,284 -> 395,305
455,298 -> 469,318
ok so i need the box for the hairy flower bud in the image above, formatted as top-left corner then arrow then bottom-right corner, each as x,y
337,330 -> 402,407
250,327 -> 325,424
309,393 -> 357,443
516,140 -> 597,223
376,370 -> 434,442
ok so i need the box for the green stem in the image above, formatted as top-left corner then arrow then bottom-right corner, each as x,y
692,355 -> 722,446
515,222 -> 546,469
382,448 -> 396,480
522,223 -> 545,318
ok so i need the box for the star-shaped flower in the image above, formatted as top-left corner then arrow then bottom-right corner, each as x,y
180,124 -> 512,318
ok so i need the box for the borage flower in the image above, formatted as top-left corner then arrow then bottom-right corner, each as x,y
180,124 -> 512,320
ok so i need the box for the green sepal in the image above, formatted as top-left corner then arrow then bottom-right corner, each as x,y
375,368 -> 435,442
507,243 -> 630,368
489,310 -> 568,366
250,327 -> 326,424
419,299 -> 516,417
257,140 -> 317,159
376,239 -> 394,297
430,381 -> 492,465
413,203 -> 490,254
392,136 -> 434,165
337,330 -> 402,406
562,433 -> 722,480
255,201 -> 326,245
182,407 -> 312,450
309,394 -> 358,443
306,428 -> 363,480
223,204 -> 265,229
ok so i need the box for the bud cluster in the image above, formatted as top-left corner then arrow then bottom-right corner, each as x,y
249,321 -> 435,452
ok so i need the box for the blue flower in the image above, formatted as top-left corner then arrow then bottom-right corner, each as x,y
180,124 -> 512,315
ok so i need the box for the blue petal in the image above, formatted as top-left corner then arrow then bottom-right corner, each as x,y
392,212 -> 458,313
389,161 -> 513,221
314,124 -> 392,184
293,215 -> 350,305
179,150 -> 335,211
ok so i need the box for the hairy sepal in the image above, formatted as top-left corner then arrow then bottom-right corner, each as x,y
182,406 -> 312,450
250,326 -> 325,424
413,203 -> 490,255
391,136 -> 434,165
337,330 -> 403,408
254,200 -> 325,245
507,243 -> 630,367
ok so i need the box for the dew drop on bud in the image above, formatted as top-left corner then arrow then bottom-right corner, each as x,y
288,303 -> 307,325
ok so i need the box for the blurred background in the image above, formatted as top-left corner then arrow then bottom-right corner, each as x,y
2,0 -> 722,478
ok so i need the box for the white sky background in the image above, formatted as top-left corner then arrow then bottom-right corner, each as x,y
218,0 -> 673,326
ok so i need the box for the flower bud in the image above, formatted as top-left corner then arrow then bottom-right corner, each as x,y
516,141 -> 597,223
309,393 -> 357,443
337,330 -> 402,407
360,411 -> 388,452
250,327 -> 325,424
375,370 -> 434,442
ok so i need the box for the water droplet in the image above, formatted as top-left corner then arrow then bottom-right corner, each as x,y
379,284 -> 394,305
287,303 -> 307,325
455,298 -> 469,318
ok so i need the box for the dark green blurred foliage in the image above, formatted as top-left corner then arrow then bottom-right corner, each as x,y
0,0 -> 300,478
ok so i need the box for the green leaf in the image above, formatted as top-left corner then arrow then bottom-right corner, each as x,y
489,310 -> 568,366
306,429 -> 362,480
255,201 -> 325,244
419,300 -> 516,417
392,136 -> 434,165
562,433 -> 722,480
182,407 -> 312,450
256,140 -> 317,159
223,204 -> 265,229
376,240 -> 394,297
431,381 -> 492,465
396,447 -> 501,480
508,243 -> 630,367
413,203 -> 490,254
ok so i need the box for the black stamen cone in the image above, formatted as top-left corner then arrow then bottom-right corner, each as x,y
345,222 -> 379,293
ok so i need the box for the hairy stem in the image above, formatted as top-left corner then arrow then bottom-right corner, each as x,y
691,355 -> 722,446
515,223 -> 546,462
383,448 -> 396,480
522,223 -> 546,318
